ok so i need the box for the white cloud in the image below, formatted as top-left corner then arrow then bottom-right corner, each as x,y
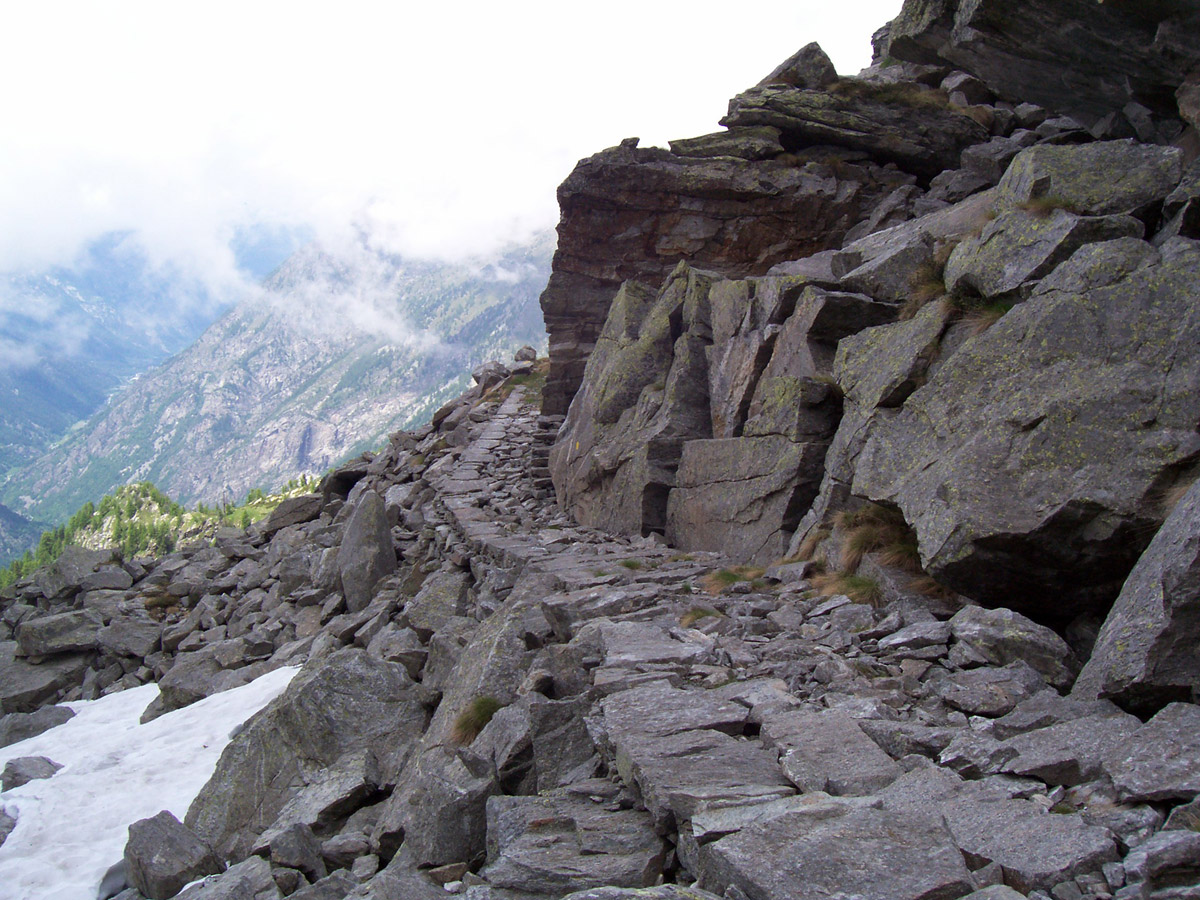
0,1 -> 904,293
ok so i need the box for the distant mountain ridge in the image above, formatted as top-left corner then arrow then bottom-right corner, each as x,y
1,233 -> 552,526
0,229 -> 300,479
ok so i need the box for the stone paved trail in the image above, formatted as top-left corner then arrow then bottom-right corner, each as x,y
4,379 -> 1199,900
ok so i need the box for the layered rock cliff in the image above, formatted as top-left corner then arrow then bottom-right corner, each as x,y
3,2 -> 1200,900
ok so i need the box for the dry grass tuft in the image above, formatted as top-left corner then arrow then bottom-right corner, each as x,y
680,606 -> 723,628
1155,472 -> 1199,518
909,575 -> 957,600
700,565 -> 766,595
794,527 -> 831,562
811,572 -> 884,606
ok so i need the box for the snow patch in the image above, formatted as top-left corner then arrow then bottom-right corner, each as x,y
0,666 -> 297,900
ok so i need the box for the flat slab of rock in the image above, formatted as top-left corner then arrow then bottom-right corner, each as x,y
600,679 -> 796,829
483,792 -> 665,895
942,797 -> 1118,893
15,609 -> 104,657
760,709 -> 902,796
1002,711 -> 1141,785
702,805 -> 972,900
602,683 -> 748,739
1105,702 -> 1200,802
262,494 -> 322,534
927,661 -> 1046,718
722,83 -> 989,179
174,855 -> 279,900
560,888 -> 724,900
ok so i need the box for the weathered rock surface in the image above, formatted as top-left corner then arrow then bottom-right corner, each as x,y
1,754 -> 62,791
185,648 -> 431,859
702,805 -> 973,900
1075,477 -> 1200,712
540,138 -> 907,414
722,81 -> 989,178
337,491 -> 395,613
854,239 -> 1200,620
883,0 -> 1200,132
0,704 -> 74,748
124,810 -> 223,900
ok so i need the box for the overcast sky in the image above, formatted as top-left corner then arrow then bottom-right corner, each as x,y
0,1 -> 903,290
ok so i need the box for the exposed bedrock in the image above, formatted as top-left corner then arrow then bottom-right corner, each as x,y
550,262 -> 894,562
852,237 -> 1200,621
882,0 -> 1200,138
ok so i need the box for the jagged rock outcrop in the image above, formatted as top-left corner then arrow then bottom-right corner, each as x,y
540,138 -> 918,415
882,0 -> 1200,139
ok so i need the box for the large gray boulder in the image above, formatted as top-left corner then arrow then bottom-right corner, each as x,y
943,209 -> 1142,301
31,546 -> 124,602
185,649 -> 432,859
1,755 -> 62,791
0,641 -> 90,714
0,705 -> 75,748
337,490 -> 396,612
993,142 -> 1183,218
15,609 -> 104,657
721,81 -> 990,179
124,810 -> 223,900
1074,477 -> 1200,712
948,605 -> 1077,690
382,746 -> 496,868
853,238 -> 1200,619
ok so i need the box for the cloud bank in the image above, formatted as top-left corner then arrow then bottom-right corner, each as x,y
0,2 -> 903,332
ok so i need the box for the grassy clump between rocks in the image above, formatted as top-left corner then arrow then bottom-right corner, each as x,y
810,572 -> 884,606
680,606 -> 723,628
450,696 -> 504,745
700,565 -> 767,595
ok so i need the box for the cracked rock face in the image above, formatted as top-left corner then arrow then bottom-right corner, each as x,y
539,139 -> 911,416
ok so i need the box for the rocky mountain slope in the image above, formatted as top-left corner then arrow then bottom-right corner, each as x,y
2,235 -> 551,528
3,1 -> 1200,899
0,233 -> 264,479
